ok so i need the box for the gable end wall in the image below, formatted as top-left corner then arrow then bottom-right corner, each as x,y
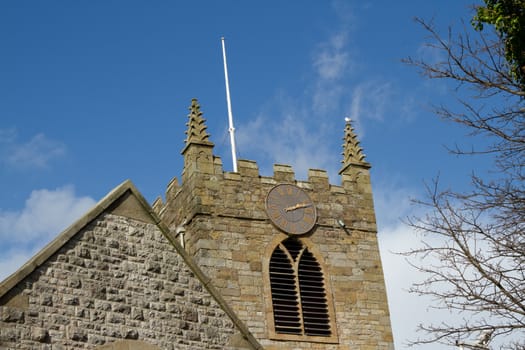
0,212 -> 248,350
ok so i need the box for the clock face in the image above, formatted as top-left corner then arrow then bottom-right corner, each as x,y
265,184 -> 317,235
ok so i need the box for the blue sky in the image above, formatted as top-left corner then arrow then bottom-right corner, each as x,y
1,1 -> 490,349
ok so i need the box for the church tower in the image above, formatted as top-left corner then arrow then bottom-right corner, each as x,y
158,99 -> 394,349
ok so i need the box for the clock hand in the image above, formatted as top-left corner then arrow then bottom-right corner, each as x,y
284,202 -> 312,212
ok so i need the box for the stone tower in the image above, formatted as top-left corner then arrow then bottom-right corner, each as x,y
158,99 -> 394,349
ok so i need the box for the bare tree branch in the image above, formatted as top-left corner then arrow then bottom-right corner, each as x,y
402,16 -> 525,348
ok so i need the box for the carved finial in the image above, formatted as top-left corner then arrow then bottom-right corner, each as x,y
339,118 -> 370,174
184,98 -> 213,146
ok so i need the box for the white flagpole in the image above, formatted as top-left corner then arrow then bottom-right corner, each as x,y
221,37 -> 238,172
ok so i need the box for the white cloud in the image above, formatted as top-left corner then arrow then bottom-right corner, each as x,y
313,32 -> 350,81
310,29 -> 399,135
348,80 -> 393,126
399,94 -> 419,123
375,183 -> 461,350
413,42 -> 450,95
233,27 -> 357,181
237,108 -> 339,181
0,128 -> 17,143
311,31 -> 353,116
379,221 -> 468,350
0,185 -> 96,280
0,248 -> 39,281
379,223 -> 439,350
416,40 -> 446,67
374,183 -> 478,350
0,129 -> 66,169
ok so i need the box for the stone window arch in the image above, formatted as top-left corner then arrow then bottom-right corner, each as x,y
265,236 -> 338,343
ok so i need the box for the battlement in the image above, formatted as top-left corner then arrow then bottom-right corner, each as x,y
155,98 -> 376,235
156,152 -> 371,204
154,157 -> 365,215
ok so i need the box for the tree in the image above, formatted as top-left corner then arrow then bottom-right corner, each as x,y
402,1 -> 525,348
472,0 -> 525,88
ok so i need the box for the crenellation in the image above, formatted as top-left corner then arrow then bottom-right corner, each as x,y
213,156 -> 224,174
272,164 -> 295,182
151,196 -> 163,215
307,168 -> 330,191
165,176 -> 180,203
237,159 -> 260,178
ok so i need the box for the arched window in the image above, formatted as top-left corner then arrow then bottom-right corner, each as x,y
269,237 -> 333,339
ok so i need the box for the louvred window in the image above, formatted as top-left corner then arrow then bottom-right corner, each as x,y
269,238 -> 331,337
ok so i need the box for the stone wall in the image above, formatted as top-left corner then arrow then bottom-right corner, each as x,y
0,213 -> 244,350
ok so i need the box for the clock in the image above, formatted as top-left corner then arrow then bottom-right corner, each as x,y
265,184 -> 317,235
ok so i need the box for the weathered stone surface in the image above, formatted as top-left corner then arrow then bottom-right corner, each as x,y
0,213 -> 240,349
31,326 -> 48,342
1,306 -> 24,323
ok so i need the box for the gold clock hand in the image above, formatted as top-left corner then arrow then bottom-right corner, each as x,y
284,202 -> 312,212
